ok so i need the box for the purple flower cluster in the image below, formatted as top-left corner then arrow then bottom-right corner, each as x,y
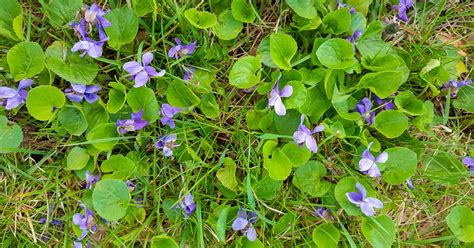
123,52 -> 165,88
116,109 -> 149,134
232,208 -> 258,241
293,115 -> 324,153
356,96 -> 395,125
65,83 -> 101,103
359,142 -> 388,178
0,79 -> 32,110
346,183 -> 383,216
71,4 -> 110,58
440,78 -> 472,98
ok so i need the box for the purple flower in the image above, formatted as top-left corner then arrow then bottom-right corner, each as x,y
440,78 -> 472,98
268,75 -> 293,116
293,115 -> 324,153
71,19 -> 108,58
84,171 -> 100,189
175,193 -> 196,217
314,207 -> 333,220
160,104 -> 182,129
347,30 -> 362,50
0,79 -> 32,110
232,208 -> 257,241
359,142 -> 387,178
375,96 -> 395,110
126,180 -> 136,191
393,0 -> 413,22
168,38 -> 197,59
356,97 -> 375,125
183,66 -> 196,81
123,52 -> 165,87
65,83 -> 101,103
83,4 -> 111,30
337,0 -> 356,14
74,241 -> 91,248
346,183 -> 383,217
155,134 -> 179,157
406,178 -> 414,190
462,157 -> 474,174
116,109 -> 149,134
73,204 -> 97,241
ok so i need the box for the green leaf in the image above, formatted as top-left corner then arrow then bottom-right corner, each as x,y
184,9 -> 217,29
59,106 -> 88,136
346,0 -> 373,16
229,56 -> 261,89
45,41 -> 99,85
374,110 -> 408,138
92,179 -> 130,221
198,93 -> 220,119
0,0 -> 22,40
287,0 -> 317,19
39,0 -> 82,28
274,109 -> 301,136
107,82 -> 127,113
213,10 -> 243,40
254,175 -> 282,201
312,223 -> 340,248
292,161 -> 331,197
359,71 -> 405,99
334,177 -> 376,216
331,88 -> 360,121
269,33 -> 297,71
216,206 -> 230,244
86,123 -> 119,151
322,8 -> 351,35
316,38 -> 355,69
127,87 -> 159,123
356,39 -> 394,60
394,91 -> 425,115
381,147 -> 417,185
151,235 -> 179,248
26,86 -> 65,121
281,143 -> 311,167
413,100 -> 434,129
350,12 -> 367,33
263,140 -> 293,181
104,8 -> 139,50
231,0 -> 255,23
66,147 -> 90,170
282,81 -> 307,109
446,206 -> 474,243
7,41 -> 45,81
83,101 -> 109,128
0,116 -> 22,153
131,0 -> 154,17
101,154 -> 135,180
453,86 -> 474,113
166,80 -> 200,108
291,14 -> 321,31
423,154 -> 467,186
361,215 -> 396,248
256,36 -> 277,68
216,157 -> 238,190
299,86 -> 331,121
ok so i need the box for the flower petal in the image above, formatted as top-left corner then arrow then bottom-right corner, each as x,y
280,85 -> 293,98
273,97 -> 286,116
133,71 -> 150,87
359,202 -> 376,216
293,130 -> 307,145
359,158 -> 375,172
232,217 -> 249,231
84,93 -> 99,103
0,87 -> 17,98
142,52 -> 153,66
246,226 -> 257,241
18,79 -> 33,90
375,151 -> 388,163
305,135 -> 318,153
71,84 -> 87,93
366,197 -> 383,209
346,192 -> 363,204
123,61 -> 143,75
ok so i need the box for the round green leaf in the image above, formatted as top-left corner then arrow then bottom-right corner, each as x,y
0,116 -> 22,153
423,154 -> 467,186
361,215 -> 396,248
104,7 -> 139,50
45,41 -> 99,85
0,0 -> 23,40
281,143 -> 311,167
92,179 -> 131,221
256,36 -> 277,68
274,109 -> 300,136
287,0 -> 317,19
127,87 -> 160,122
151,235 -> 179,248
254,175 -> 282,201
299,86 -> 331,121
374,110 -> 408,138
231,0 -> 256,23
446,205 -> 474,243
282,80 -> 307,109
26,85 -> 66,121
322,8 -> 351,35
86,123 -> 119,151
84,101 -> 109,128
213,10 -> 243,40
292,161 -> 331,197
381,147 -> 417,185
101,154 -> 135,180
40,0 -> 82,28
7,41 -> 45,81
312,223 -> 340,248
59,106 -> 88,136
453,86 -> 474,113
198,93 -> 220,119
316,38 -> 355,69
216,157 -> 238,190
184,9 -> 217,29
270,33 -> 297,71
264,147 -> 293,181
66,147 -> 90,170
359,71 -> 405,99
106,82 -> 126,113
229,56 -> 261,89
166,80 -> 200,109
334,177 -> 377,216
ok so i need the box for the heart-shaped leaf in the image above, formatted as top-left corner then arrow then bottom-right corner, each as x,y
316,38 -> 355,69
0,116 -> 22,153
184,9 -> 217,29
92,179 -> 131,221
270,33 -> 298,71
26,85 -> 66,121
229,56 -> 261,89
7,41 -> 45,81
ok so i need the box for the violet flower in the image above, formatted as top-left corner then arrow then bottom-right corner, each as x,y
155,134 -> 179,157
183,66 -> 196,81
39,217 -> 62,226
175,193 -> 196,217
71,19 -> 108,58
347,30 -> 362,50
440,78 -> 472,98
356,97 -> 375,125
84,171 -> 100,189
116,109 -> 149,134
0,79 -> 32,110
462,157 -> 474,174
346,182 -> 383,217
160,103 -> 182,129
74,241 -> 91,248
406,178 -> 414,190
375,96 -> 395,110
314,207 -> 333,220
393,0 -> 413,22
65,83 -> 101,103
359,142 -> 387,178
293,115 -> 324,153
83,3 -> 111,31
232,208 -> 257,241
268,75 -> 293,116
73,204 -> 97,241
123,52 -> 165,87
337,0 -> 356,14
168,38 -> 197,59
